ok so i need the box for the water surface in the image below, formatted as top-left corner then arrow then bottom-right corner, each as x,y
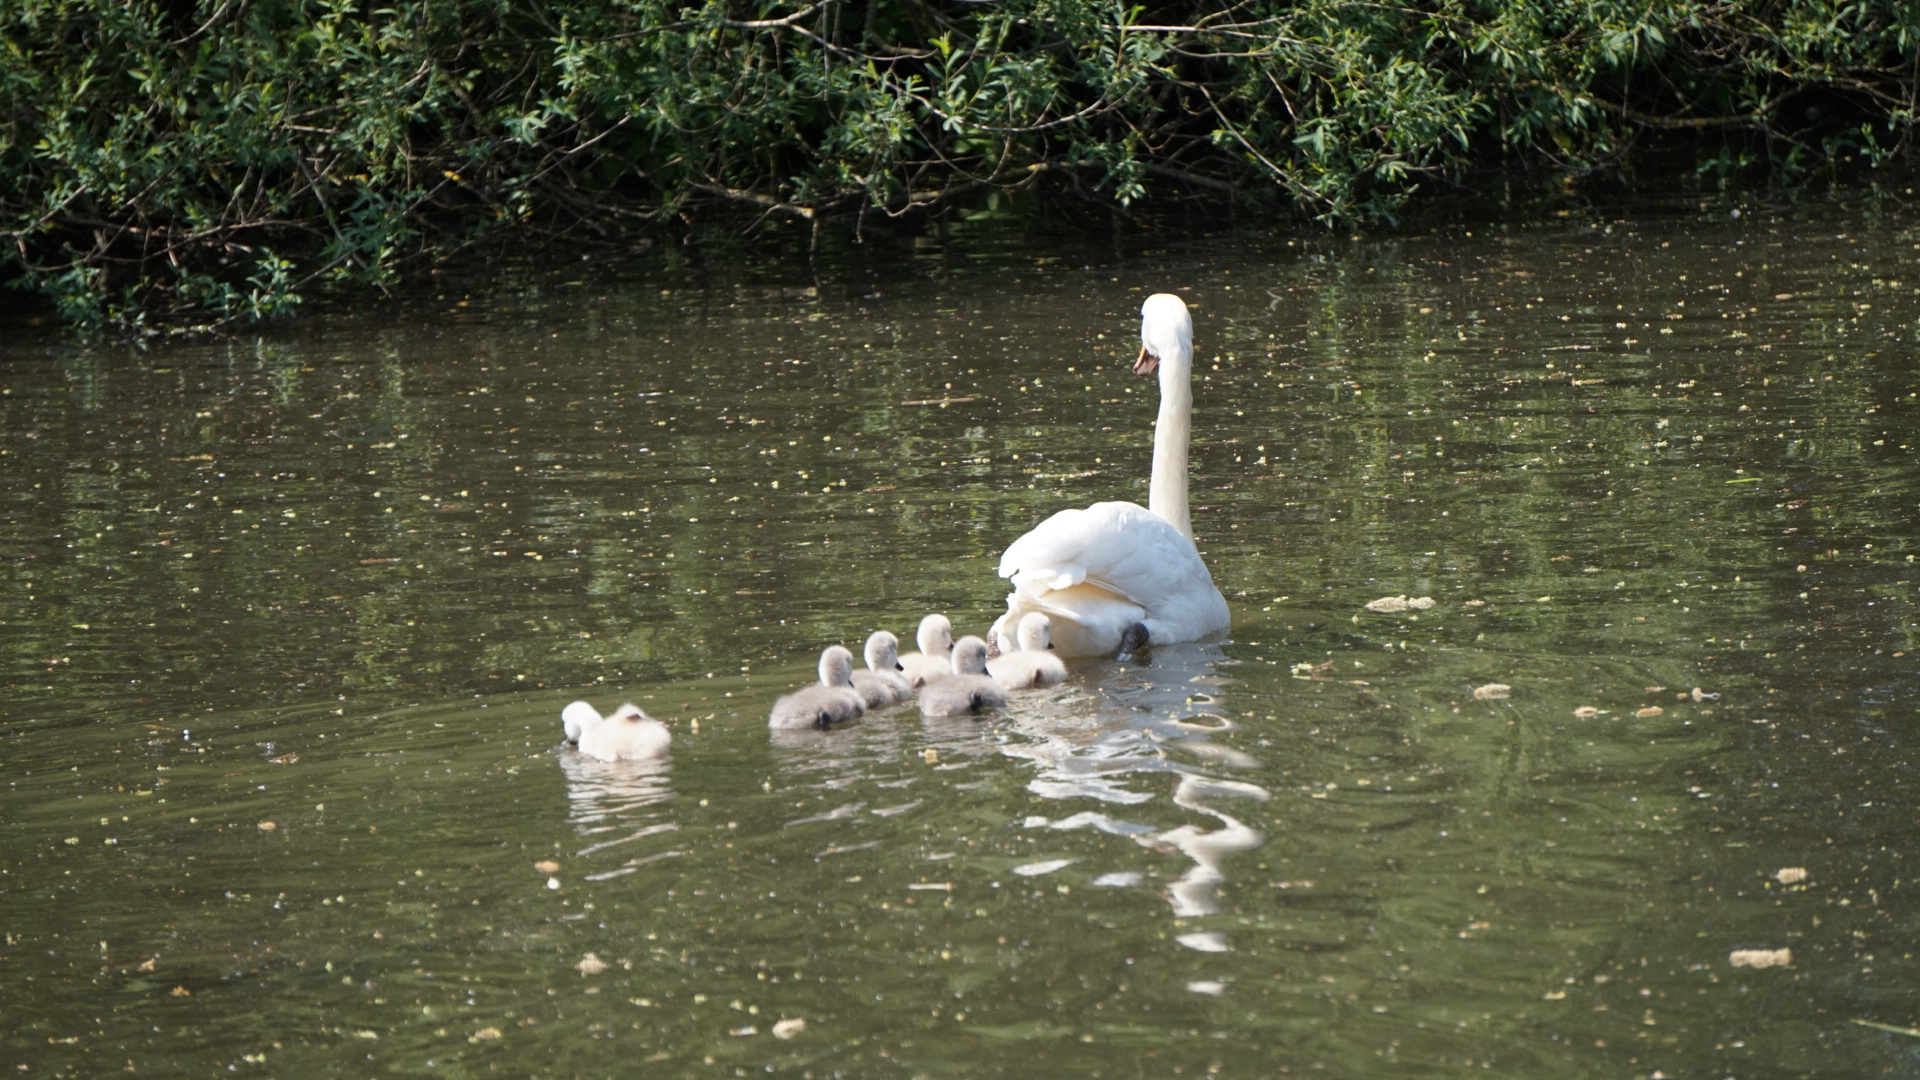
3,200 -> 1919,1078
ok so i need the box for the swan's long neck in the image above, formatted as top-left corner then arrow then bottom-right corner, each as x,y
1150,355 -> 1194,540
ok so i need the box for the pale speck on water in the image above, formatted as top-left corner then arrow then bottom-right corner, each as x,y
2,201 -> 1916,1077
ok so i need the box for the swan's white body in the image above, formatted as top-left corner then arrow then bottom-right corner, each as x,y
991,293 -> 1230,657
988,613 -> 1069,690
576,703 -> 671,762
918,636 -> 1008,717
850,630 -> 913,707
897,614 -> 954,688
769,646 -> 867,730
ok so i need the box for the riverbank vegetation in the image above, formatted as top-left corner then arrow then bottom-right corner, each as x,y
4,0 -> 1917,329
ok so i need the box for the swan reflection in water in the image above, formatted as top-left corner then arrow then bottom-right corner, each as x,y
554,750 -> 681,881
1009,641 -> 1274,954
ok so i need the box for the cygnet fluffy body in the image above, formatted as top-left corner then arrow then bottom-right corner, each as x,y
576,703 -> 671,762
769,646 -> 867,730
988,613 -> 1069,690
849,630 -> 913,707
561,700 -> 604,744
897,614 -> 954,688
918,635 -> 1009,717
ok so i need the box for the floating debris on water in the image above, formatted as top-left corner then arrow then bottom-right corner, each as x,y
471,1027 -> 501,1042
1729,948 -> 1791,969
1774,867 -> 1808,885
1473,683 -> 1512,700
1636,706 -> 1664,718
577,953 -> 608,975
772,1018 -> 807,1039
1692,687 -> 1721,701
546,877 -> 561,890
1573,706 -> 1600,718
1012,859 -> 1074,876
1364,595 -> 1435,613
1187,980 -> 1226,995
534,860 -> 560,874
257,821 -> 277,832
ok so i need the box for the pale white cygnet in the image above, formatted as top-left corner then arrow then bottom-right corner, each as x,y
897,614 -> 954,688
769,646 -> 867,730
988,613 -> 1069,690
849,630 -> 913,708
918,635 -> 1009,717
576,703 -> 670,762
561,700 -> 604,745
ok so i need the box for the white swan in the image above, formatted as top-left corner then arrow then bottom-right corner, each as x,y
850,630 -> 913,707
576,703 -> 671,762
990,293 -> 1230,659
768,646 -> 867,730
919,636 -> 1008,717
896,614 -> 954,688
987,613 -> 1068,690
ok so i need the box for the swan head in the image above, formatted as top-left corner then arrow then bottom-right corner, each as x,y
561,700 -> 602,743
951,635 -> 991,676
1016,612 -> 1053,653
819,645 -> 857,688
864,630 -> 901,672
917,614 -> 953,657
1135,293 -> 1193,381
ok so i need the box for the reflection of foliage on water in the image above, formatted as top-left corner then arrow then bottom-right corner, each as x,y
3,220 -> 1916,724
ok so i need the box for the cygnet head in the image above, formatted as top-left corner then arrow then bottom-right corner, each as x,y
917,614 -> 953,658
1135,293 -> 1194,380
864,630 -> 903,672
819,645 -> 857,688
561,700 -> 602,744
1017,613 -> 1054,653
951,635 -> 992,676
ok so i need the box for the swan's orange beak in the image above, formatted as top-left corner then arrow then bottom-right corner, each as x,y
1133,345 -> 1159,378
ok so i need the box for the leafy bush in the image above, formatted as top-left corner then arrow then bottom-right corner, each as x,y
4,0 -> 1916,329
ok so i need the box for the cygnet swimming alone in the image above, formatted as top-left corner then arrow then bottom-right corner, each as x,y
849,630 -> 913,707
561,700 -> 604,745
988,612 -> 1069,690
575,703 -> 671,762
918,635 -> 1009,717
769,645 -> 868,730
896,614 -> 954,688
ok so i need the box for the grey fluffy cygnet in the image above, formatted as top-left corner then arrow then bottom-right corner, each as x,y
918,635 -> 1009,717
576,703 -> 671,762
561,700 -> 604,745
769,646 -> 868,730
988,613 -> 1069,690
849,630 -> 913,707
897,614 -> 954,688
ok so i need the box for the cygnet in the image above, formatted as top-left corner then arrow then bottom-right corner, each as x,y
561,700 -> 604,745
576,703 -> 670,762
849,630 -> 913,707
769,645 -> 867,730
897,614 -> 954,688
918,635 -> 1008,717
988,613 -> 1069,690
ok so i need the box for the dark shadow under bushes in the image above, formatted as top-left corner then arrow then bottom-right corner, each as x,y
3,0 -> 1916,330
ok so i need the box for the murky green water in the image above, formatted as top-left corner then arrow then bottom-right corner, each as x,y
4,199 -> 1919,1078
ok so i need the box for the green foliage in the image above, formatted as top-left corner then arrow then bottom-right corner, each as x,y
4,0 -> 1919,329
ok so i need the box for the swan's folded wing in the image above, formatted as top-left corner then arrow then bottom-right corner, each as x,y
998,503 -> 1169,597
